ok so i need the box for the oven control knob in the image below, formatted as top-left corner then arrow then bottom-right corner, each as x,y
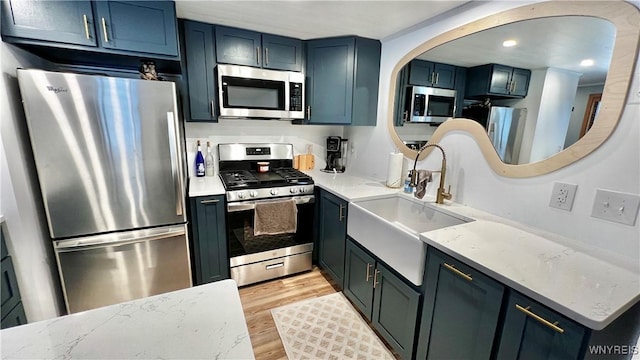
237,192 -> 246,199
249,191 -> 257,198
290,187 -> 297,194
270,189 -> 279,196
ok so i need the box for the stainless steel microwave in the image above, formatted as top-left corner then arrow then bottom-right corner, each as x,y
404,86 -> 456,124
217,64 -> 304,119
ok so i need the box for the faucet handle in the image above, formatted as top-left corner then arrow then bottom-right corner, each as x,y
442,185 -> 453,200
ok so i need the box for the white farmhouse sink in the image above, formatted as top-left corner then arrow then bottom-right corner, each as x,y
347,195 -> 472,286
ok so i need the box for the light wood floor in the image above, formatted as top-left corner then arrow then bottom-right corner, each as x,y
237,267 -> 340,360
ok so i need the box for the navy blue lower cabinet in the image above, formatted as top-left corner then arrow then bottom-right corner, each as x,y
496,291 -> 587,360
317,189 -> 347,288
1,303 -> 27,329
416,248 -> 504,360
344,238 -> 420,359
344,239 -> 375,316
190,195 -> 229,285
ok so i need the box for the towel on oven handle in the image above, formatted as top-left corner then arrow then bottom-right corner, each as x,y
253,198 -> 298,236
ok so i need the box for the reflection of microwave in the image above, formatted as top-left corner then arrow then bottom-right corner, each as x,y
404,86 -> 456,123
217,64 -> 304,119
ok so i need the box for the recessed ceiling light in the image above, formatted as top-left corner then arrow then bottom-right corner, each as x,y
502,39 -> 517,47
580,59 -> 595,66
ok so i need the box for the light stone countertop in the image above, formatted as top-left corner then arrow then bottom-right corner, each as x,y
189,175 -> 226,197
185,169 -> 639,330
0,279 -> 255,359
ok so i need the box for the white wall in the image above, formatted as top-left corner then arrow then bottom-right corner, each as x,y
184,120 -> 344,177
529,68 -> 581,162
345,0 -> 640,264
565,84 -> 605,148
0,43 -> 64,321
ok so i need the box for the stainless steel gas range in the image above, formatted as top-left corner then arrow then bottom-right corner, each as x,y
218,143 -> 314,286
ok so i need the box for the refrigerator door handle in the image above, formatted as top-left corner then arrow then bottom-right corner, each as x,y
167,112 -> 183,216
54,225 -> 186,251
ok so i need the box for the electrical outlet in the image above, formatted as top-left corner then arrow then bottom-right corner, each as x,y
549,182 -> 578,211
591,189 -> 640,226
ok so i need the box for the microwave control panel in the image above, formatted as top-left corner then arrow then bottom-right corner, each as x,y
289,82 -> 303,112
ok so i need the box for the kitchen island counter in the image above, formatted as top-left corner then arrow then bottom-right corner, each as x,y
0,279 -> 254,359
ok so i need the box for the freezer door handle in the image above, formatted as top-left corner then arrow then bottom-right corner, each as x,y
167,112 -> 183,216
54,225 -> 186,251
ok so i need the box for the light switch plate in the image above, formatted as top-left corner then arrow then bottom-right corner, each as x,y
549,182 -> 578,211
591,189 -> 640,226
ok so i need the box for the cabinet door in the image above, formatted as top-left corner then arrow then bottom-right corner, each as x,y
183,21 -> 217,122
261,34 -> 302,72
1,302 -> 27,329
317,190 -> 348,288
510,68 -> 531,97
408,60 -> 435,86
432,63 -> 456,89
394,66 -> 410,126
93,1 -> 178,56
192,196 -> 229,285
372,263 -> 421,360
416,249 -> 504,360
1,0 -> 97,46
488,64 -> 513,95
306,38 -> 355,124
497,291 -> 587,360
1,257 -> 21,320
344,239 -> 375,319
215,26 -> 262,67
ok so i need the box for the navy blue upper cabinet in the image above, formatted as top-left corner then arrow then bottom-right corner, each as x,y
1,0 -> 179,58
465,63 -> 531,99
408,60 -> 456,89
181,20 -> 217,122
416,248 -> 504,360
93,1 -> 178,56
215,26 -> 302,71
305,36 -> 381,125
1,1 -> 96,46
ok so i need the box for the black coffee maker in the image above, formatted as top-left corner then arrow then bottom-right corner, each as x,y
321,136 -> 347,173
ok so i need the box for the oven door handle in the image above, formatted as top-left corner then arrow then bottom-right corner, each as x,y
227,195 -> 315,212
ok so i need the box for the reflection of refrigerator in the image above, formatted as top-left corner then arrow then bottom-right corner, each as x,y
486,107 -> 527,164
17,69 -> 192,313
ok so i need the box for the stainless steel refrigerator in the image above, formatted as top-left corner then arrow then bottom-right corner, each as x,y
17,69 -> 192,314
486,107 -> 527,165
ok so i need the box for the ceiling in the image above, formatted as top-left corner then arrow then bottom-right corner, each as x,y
175,1 -> 469,40
176,2 -> 616,86
419,16 -> 616,86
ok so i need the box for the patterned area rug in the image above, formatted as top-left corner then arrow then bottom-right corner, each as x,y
271,293 -> 396,359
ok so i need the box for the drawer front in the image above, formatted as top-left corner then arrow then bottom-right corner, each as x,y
1,257 -> 21,319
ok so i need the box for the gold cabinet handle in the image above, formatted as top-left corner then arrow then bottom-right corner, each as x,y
83,14 -> 90,40
512,81 -> 517,93
338,204 -> 345,221
256,47 -> 261,65
443,262 -> 473,281
211,100 -> 215,115
265,47 -> 269,66
306,106 -> 311,119
373,269 -> 380,288
516,304 -> 565,334
435,72 -> 440,84
200,199 -> 220,205
365,263 -> 372,282
101,18 -> 109,43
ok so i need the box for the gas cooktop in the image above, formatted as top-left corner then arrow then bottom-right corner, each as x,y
219,168 -> 313,190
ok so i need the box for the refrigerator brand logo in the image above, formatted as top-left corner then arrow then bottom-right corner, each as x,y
47,86 -> 68,94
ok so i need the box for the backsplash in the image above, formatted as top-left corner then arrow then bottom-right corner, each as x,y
184,119 -> 344,177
